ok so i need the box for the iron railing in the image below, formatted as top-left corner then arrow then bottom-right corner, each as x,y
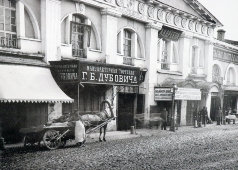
0,36 -> 18,49
123,56 -> 134,66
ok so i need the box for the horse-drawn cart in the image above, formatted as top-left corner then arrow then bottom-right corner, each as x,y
20,100 -> 115,150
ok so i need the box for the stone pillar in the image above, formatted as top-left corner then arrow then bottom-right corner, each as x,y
179,33 -> 192,78
41,0 -> 61,62
206,93 -> 212,119
180,100 -> 187,126
16,1 -> 25,38
205,40 -> 214,82
101,9 -> 121,64
144,23 -> 162,124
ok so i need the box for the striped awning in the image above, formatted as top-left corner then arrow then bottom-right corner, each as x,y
0,64 -> 74,103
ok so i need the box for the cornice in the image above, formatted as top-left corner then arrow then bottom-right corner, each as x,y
145,23 -> 162,30
100,8 -> 122,18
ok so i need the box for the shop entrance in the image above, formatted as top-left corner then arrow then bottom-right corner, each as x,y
117,93 -> 135,131
210,96 -> 220,121
186,101 -> 198,126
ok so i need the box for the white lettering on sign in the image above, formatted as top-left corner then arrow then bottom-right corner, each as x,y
154,88 -> 172,101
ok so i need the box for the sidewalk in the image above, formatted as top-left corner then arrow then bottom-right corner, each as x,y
4,123 -> 233,149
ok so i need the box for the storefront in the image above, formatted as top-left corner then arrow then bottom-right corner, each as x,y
0,64 -> 73,143
154,86 -> 201,126
50,60 -> 145,131
223,86 -> 238,115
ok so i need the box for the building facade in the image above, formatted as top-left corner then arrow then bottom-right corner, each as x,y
2,0 -> 238,146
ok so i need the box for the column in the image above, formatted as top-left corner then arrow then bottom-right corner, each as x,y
144,23 -> 162,124
206,93 -> 212,119
179,32 -> 192,78
16,1 -> 25,38
41,0 -> 61,62
101,9 -> 121,64
180,100 -> 187,126
205,40 -> 214,82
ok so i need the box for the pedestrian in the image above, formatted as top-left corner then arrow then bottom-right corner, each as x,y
201,107 -> 208,127
69,110 -> 86,147
161,108 -> 168,130
217,107 -> 222,125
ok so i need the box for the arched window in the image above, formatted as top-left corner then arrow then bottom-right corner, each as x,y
61,14 -> 92,58
123,29 -> 132,57
227,67 -> 236,85
212,65 -> 222,84
0,0 -> 16,48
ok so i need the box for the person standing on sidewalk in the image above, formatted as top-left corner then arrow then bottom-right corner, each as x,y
217,107 -> 222,125
201,107 -> 208,127
161,108 -> 168,130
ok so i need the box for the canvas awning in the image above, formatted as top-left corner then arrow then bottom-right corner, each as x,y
0,64 -> 74,103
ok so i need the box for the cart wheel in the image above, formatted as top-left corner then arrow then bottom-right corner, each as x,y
43,130 -> 61,150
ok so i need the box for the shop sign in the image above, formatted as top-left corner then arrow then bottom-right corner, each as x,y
50,60 -> 142,86
79,61 -> 140,86
158,26 -> 182,41
154,87 -> 172,101
175,88 -> 201,100
154,87 -> 201,101
50,60 -> 79,83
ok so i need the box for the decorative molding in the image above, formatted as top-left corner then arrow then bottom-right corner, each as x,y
138,2 -> 145,14
174,15 -> 181,26
115,0 -> 123,7
145,23 -> 162,30
165,12 -> 172,23
188,20 -> 194,30
147,6 -> 154,18
181,18 -> 187,28
100,8 -> 122,18
157,9 -> 163,20
76,3 -> 85,14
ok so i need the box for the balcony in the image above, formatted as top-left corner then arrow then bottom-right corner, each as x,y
123,56 -> 134,66
161,62 -> 170,70
0,37 -> 18,49
72,48 -> 86,58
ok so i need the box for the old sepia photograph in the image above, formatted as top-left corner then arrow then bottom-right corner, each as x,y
1,0 -> 238,169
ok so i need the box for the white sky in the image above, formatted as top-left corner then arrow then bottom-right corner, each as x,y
198,0 -> 238,41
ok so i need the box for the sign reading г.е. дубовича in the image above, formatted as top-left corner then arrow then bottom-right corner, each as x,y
79,61 -> 140,86
50,60 -> 142,86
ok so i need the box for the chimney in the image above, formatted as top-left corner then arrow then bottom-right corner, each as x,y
217,29 -> 226,41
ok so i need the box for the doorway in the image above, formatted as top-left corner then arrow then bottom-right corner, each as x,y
210,96 -> 220,121
186,101 -> 198,126
117,93 -> 135,131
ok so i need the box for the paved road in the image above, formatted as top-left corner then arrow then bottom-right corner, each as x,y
2,124 -> 238,170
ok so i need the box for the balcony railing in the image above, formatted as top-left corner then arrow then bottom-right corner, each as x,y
72,48 -> 86,58
161,62 -> 170,70
123,56 -> 134,66
0,37 -> 18,49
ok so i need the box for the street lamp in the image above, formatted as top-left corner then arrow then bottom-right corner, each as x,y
170,84 -> 178,132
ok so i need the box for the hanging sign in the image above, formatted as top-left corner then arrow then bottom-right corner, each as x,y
175,88 -> 201,100
50,60 -> 142,86
154,87 -> 172,101
79,61 -> 140,86
158,26 -> 182,41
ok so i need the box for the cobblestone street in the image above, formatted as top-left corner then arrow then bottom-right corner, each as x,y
2,124 -> 238,170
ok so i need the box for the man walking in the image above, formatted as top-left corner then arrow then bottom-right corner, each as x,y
161,108 -> 168,130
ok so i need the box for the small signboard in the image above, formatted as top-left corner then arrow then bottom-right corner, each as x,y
154,87 -> 201,101
154,87 -> 172,101
175,88 -> 201,100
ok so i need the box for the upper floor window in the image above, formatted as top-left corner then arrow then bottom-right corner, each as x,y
212,65 -> 223,84
117,28 -> 144,66
191,46 -> 198,68
123,29 -> 132,57
158,38 -> 179,70
0,0 -> 17,48
227,67 -> 236,86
